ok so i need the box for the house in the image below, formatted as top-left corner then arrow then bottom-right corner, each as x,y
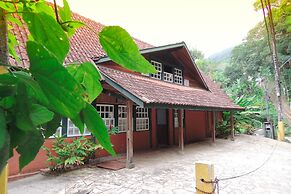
8,11 -> 243,177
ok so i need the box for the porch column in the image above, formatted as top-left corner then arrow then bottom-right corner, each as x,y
212,111 -> 216,143
230,111 -> 235,140
179,109 -> 184,152
126,101 -> 134,169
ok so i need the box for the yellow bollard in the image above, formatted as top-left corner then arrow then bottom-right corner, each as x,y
195,161 -> 214,194
277,121 -> 285,141
0,165 -> 8,194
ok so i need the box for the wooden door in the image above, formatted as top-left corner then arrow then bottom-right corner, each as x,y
157,109 -> 169,146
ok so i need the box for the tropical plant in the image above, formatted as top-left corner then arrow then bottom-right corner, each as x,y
43,136 -> 101,171
0,0 -> 156,172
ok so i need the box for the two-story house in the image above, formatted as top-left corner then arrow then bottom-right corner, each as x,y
8,11 -> 243,176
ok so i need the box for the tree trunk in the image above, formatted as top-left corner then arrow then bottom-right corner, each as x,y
0,8 -> 9,66
266,0 -> 285,140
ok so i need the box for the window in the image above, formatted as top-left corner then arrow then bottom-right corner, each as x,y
118,105 -> 127,132
150,60 -> 162,80
96,104 -> 115,129
163,72 -> 173,82
136,106 -> 149,131
67,119 -> 91,137
174,68 -> 183,85
49,122 -> 62,138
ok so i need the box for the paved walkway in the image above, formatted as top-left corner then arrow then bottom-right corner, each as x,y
8,135 -> 291,194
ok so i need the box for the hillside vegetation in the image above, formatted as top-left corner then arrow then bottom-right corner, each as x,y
191,0 -> 291,136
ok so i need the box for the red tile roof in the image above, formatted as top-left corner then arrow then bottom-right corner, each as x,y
99,67 -> 243,111
10,12 -> 153,68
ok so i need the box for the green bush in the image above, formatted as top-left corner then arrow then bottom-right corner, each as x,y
43,136 -> 102,171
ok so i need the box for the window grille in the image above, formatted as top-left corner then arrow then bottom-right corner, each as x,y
67,119 -> 91,137
174,68 -> 183,85
136,106 -> 149,131
96,104 -> 115,130
118,105 -> 127,132
150,60 -> 162,80
163,72 -> 173,82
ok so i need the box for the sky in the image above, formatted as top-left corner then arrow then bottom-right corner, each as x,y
58,0 -> 263,57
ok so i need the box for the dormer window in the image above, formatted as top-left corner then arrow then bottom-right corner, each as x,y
174,68 -> 183,85
150,60 -> 162,80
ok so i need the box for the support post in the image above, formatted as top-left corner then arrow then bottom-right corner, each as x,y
179,109 -> 184,152
212,111 -> 216,143
230,111 -> 235,140
195,161 -> 214,194
0,165 -> 8,194
126,101 -> 134,169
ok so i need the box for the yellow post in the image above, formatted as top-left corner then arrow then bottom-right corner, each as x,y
277,121 -> 285,141
0,165 -> 8,194
195,161 -> 214,194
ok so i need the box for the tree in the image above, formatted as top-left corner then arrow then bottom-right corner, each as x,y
0,0 -> 156,172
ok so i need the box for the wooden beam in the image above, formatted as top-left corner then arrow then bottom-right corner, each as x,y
212,111 -> 216,143
126,101 -> 134,169
230,111 -> 235,141
179,109 -> 184,152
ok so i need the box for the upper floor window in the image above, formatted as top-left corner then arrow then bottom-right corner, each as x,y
136,106 -> 149,131
96,104 -> 115,129
174,68 -> 183,85
150,60 -> 162,80
118,105 -> 127,132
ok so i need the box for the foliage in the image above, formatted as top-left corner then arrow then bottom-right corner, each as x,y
0,0 -> 156,172
208,0 -> 290,136
43,136 -> 101,171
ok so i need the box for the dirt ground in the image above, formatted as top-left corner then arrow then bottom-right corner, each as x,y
8,135 -> 291,194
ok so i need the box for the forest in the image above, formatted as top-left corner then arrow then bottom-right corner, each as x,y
192,0 -> 291,136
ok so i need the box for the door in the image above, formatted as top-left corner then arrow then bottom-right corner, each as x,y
157,109 -> 169,146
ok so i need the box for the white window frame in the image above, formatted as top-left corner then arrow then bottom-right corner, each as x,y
163,71 -> 173,83
118,105 -> 127,133
96,104 -> 115,130
174,68 -> 183,85
136,106 -> 149,131
150,60 -> 162,80
67,119 -> 91,137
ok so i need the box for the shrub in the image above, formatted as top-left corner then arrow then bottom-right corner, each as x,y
43,136 -> 102,171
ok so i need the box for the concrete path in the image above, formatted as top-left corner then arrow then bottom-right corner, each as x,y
8,135 -> 291,194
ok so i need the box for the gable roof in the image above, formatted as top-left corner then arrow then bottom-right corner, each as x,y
96,42 -> 209,90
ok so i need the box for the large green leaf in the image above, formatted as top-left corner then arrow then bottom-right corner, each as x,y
71,114 -> 85,134
30,104 -> 54,126
16,130 -> 44,170
43,114 -> 62,139
67,62 -> 103,102
59,0 -> 72,22
99,26 -> 157,74
14,71 -> 49,105
23,12 -> 69,63
27,41 -> 85,118
82,103 -> 115,155
15,83 -> 35,131
0,1 -> 16,12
